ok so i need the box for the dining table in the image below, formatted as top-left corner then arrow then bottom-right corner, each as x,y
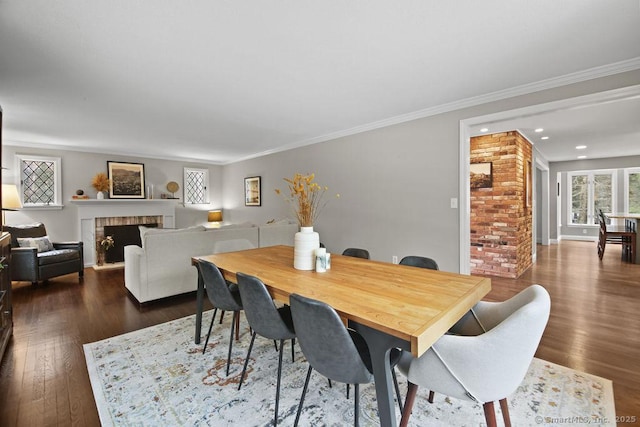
192,245 -> 491,427
607,213 -> 640,264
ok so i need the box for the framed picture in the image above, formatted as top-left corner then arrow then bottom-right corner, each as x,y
108,161 -> 146,199
244,176 -> 261,206
470,162 -> 492,189
525,160 -> 532,207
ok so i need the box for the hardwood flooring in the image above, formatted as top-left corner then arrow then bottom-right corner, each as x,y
0,240 -> 639,426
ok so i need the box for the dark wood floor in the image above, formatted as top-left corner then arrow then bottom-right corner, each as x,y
0,241 -> 639,426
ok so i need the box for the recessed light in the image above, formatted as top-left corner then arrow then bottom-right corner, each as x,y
577,155 -> 587,159
576,145 -> 587,150
535,128 -> 544,133
480,128 -> 489,132
541,136 -> 549,140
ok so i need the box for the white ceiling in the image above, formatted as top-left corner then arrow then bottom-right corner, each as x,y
1,1 -> 639,164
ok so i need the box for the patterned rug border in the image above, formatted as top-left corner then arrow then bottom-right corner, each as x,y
84,311 -> 616,426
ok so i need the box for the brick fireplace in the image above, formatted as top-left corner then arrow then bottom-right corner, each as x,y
71,200 -> 176,266
96,216 -> 162,264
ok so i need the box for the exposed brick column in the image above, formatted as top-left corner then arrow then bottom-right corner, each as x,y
470,131 -> 532,278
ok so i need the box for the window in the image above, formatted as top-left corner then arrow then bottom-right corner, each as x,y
624,168 -> 640,214
184,167 -> 209,204
16,154 -> 62,207
568,170 -> 615,225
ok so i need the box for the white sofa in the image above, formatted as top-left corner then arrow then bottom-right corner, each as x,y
124,222 -> 297,303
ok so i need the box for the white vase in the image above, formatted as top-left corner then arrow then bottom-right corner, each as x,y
294,226 -> 320,270
96,191 -> 105,199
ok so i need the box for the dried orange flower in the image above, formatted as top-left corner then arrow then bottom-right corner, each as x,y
275,173 -> 338,227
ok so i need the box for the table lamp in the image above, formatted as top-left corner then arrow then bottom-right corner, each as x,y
2,184 -> 22,224
208,210 -> 223,225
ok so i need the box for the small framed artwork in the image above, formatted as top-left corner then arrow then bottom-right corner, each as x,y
108,161 -> 146,199
525,160 -> 532,207
470,162 -> 492,189
244,176 -> 261,206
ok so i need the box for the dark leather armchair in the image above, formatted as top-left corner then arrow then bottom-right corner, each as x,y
2,223 -> 84,284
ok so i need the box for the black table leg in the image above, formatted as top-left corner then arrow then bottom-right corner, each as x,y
351,322 -> 409,427
195,273 -> 204,344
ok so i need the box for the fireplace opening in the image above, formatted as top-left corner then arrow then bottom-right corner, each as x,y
104,223 -> 158,263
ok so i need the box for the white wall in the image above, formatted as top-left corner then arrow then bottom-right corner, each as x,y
221,70 -> 640,272
4,70 -> 640,272
2,145 -> 223,242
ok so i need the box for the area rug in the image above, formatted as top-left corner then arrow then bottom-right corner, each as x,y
84,312 -> 616,426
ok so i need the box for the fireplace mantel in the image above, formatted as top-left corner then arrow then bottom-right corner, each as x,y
72,199 -> 177,266
69,199 -> 179,206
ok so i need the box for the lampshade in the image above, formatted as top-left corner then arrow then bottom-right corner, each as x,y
2,184 -> 22,210
208,210 -> 223,222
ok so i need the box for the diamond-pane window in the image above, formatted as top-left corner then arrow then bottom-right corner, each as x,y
18,155 -> 62,206
184,168 -> 208,204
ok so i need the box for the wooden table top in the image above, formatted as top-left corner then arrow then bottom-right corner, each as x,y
193,245 -> 491,357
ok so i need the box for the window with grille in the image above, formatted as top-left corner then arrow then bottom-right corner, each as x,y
184,167 -> 209,204
17,155 -> 62,207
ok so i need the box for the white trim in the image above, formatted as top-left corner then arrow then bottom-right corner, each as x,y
623,167 -> 640,214
559,235 -> 598,242
15,153 -> 62,207
235,59 -> 640,165
183,167 -> 210,204
566,169 -> 617,226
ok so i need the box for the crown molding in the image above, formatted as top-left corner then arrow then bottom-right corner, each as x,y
229,57 -> 640,164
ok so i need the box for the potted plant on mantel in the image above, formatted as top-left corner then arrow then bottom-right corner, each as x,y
92,173 -> 110,199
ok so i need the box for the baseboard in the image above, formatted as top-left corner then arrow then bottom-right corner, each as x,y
559,235 -> 598,242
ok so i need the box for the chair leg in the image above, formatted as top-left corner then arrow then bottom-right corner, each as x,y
274,339 -> 285,426
500,398 -> 512,427
392,368 -> 403,412
347,383 -> 350,399
428,390 -> 435,403
483,401 -> 498,427
202,308 -> 218,355
400,382 -> 418,427
354,383 -> 360,427
294,366 -> 313,427
238,331 -> 257,390
235,312 -> 240,341
291,338 -> 295,363
225,311 -> 238,376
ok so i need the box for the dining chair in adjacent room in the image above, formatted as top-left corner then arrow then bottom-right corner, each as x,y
289,293 -> 375,427
396,284 -> 551,427
342,248 -> 370,259
194,259 -> 244,376
236,272 -> 296,426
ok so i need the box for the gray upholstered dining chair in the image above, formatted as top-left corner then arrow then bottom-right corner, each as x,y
194,259 -> 244,376
236,272 -> 296,426
397,284 -> 551,427
289,293 -> 375,427
399,255 -> 439,270
342,248 -> 370,259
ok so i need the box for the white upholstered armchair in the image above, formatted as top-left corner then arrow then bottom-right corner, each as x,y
397,284 -> 551,427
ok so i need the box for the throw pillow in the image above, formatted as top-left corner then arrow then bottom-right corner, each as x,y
17,236 -> 55,253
